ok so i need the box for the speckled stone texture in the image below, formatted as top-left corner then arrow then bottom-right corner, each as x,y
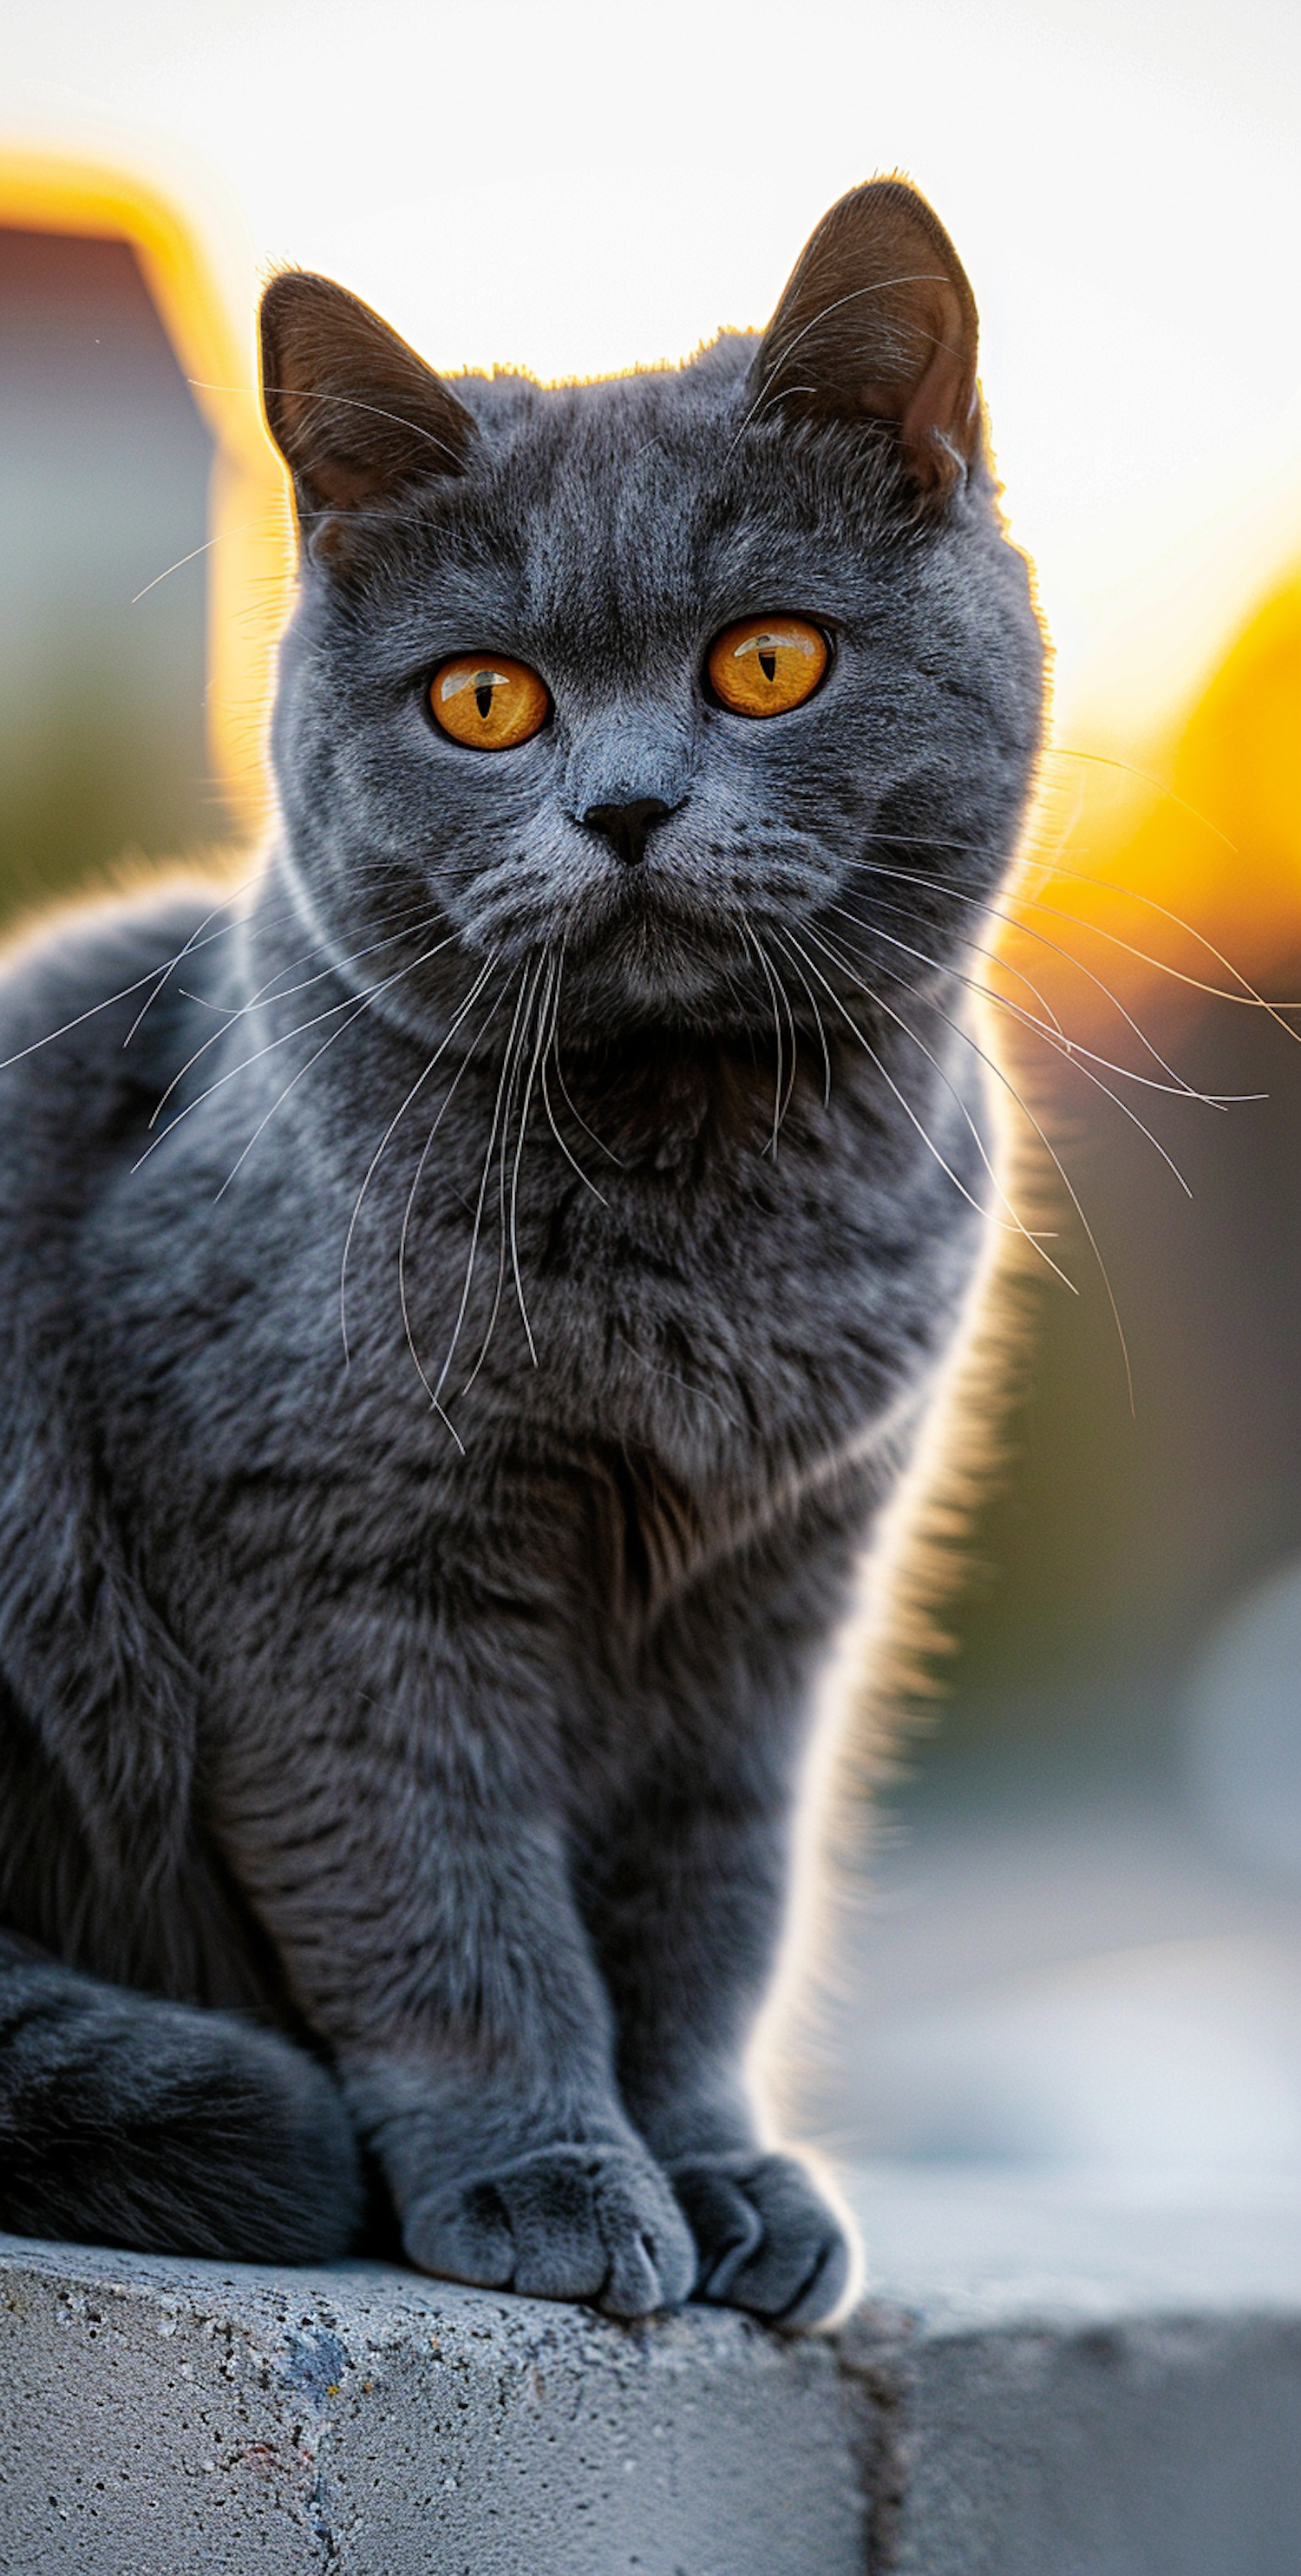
5,2177 -> 1301,2573
0,2233 -> 864,2573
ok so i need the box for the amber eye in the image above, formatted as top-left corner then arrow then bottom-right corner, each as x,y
705,615 -> 829,718
429,653 -> 550,751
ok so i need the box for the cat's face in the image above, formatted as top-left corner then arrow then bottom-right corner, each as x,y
263,184 -> 1044,1041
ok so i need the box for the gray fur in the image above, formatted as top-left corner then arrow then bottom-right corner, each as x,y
0,182 -> 1043,2323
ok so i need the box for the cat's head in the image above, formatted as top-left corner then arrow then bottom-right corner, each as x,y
259,180 -> 1044,1039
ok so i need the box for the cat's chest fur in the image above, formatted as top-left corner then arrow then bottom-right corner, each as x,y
95,1003 -> 980,1653
507,1038 -> 977,1476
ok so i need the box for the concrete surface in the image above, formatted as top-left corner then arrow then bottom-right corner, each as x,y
3,2171 -> 1301,2573
0,2230 -> 862,2574
845,2167 -> 1301,2574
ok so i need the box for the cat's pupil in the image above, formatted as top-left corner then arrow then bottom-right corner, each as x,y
758,648 -> 777,683
474,678 -> 495,720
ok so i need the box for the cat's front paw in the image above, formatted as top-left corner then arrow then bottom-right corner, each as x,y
669,2149 -> 857,2330
403,2141 -> 696,2319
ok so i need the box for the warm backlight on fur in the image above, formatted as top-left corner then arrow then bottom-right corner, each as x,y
431,654 -> 550,750
707,616 -> 828,718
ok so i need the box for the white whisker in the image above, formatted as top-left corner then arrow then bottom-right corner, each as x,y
844,865 -> 1229,1098
851,839 -> 1301,1029
0,882 -> 264,1073
507,953 -> 555,1367
740,914 -> 787,1155
540,975 -> 608,1206
393,978 -> 512,1448
150,906 -> 447,1128
461,955 -> 549,1398
121,878 -> 262,1048
790,921 -> 1136,1406
133,937 -> 451,1176
771,927 -> 832,1106
430,966 -> 531,1414
827,899 -> 1253,1106
814,917 -> 1197,1199
340,952 -> 499,1365
549,957 -> 625,1167
778,923 -> 1069,1286
777,924 -> 1004,1229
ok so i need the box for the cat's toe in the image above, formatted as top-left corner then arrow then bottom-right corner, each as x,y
403,2142 -> 696,2318
670,2150 -> 856,2330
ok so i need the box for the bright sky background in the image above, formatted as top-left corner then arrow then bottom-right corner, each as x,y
5,0 -> 1299,748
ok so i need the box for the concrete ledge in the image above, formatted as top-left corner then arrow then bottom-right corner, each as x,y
3,2173 -> 1301,2573
845,2171 -> 1301,2575
0,2232 -> 863,2573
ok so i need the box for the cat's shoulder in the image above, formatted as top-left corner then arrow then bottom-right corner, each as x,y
0,869 -> 241,1187
0,870 -> 238,1083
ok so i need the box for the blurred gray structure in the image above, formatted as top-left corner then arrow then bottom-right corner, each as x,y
1187,1558 -> 1301,1882
0,224 -> 221,914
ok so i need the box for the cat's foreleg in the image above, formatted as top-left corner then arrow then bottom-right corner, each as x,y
585,1776 -> 856,2328
213,1612 -> 696,2316
581,1524 -> 867,2328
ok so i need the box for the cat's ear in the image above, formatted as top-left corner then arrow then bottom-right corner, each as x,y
259,271 -> 478,524
749,179 -> 980,504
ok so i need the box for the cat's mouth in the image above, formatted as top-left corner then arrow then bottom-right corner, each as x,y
544,879 -> 755,1029
560,833 -> 742,941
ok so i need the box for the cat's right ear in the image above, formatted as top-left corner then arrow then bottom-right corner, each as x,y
749,179 -> 981,506
259,271 -> 478,534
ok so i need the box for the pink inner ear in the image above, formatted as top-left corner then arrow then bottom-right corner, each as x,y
300,449 -> 396,510
840,283 -> 977,495
895,284 -> 980,493
259,270 -> 478,520
750,181 -> 982,506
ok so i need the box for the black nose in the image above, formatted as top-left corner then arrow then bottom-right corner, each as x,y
583,797 -> 675,868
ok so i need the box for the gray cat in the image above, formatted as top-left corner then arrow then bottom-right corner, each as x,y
0,179 -> 1043,2326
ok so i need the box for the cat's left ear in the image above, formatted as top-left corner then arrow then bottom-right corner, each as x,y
749,178 -> 981,505
259,270 -> 479,527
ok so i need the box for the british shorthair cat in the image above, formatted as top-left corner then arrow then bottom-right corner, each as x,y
0,177 -> 1043,2324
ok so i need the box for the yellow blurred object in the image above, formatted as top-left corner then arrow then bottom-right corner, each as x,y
1165,571 -> 1301,947
0,147 -> 291,840
1004,569 -> 1301,1026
